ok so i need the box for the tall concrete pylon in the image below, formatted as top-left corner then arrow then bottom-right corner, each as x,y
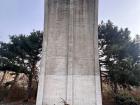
36,0 -> 102,105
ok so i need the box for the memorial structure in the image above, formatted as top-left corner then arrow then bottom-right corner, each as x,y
36,0 -> 102,105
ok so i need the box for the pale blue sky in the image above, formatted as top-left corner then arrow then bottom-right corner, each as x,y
0,0 -> 140,42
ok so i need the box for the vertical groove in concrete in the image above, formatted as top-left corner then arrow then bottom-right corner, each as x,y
66,0 -> 70,102
66,0 -> 74,104
36,0 -> 102,105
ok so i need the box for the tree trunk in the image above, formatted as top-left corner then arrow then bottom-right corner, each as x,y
110,82 -> 114,92
27,73 -> 33,100
27,63 -> 36,100
26,63 -> 37,101
114,83 -> 118,94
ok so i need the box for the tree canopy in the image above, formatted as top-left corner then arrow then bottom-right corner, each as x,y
0,31 -> 43,100
98,21 -> 140,92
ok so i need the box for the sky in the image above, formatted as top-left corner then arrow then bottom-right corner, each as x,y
0,0 -> 140,42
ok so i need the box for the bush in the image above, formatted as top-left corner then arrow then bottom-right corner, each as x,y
135,97 -> 140,105
115,92 -> 138,105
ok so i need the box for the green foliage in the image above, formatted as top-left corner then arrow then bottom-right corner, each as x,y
115,92 -> 138,105
109,59 -> 140,87
0,31 -> 43,75
0,31 -> 43,100
0,42 -> 26,74
135,96 -> 140,104
98,20 -> 140,91
98,20 -> 131,67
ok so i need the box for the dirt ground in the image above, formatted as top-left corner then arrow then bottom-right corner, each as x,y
0,102 -> 35,105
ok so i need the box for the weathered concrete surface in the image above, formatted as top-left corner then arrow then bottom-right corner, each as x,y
36,0 -> 102,105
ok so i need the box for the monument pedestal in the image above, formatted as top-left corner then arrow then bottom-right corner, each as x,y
36,0 -> 102,105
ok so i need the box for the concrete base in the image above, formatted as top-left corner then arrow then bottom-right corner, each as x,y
43,75 -> 97,105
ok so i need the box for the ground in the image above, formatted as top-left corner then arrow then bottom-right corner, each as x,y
0,102 -> 35,105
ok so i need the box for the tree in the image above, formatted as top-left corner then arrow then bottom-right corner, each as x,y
98,21 -> 140,93
0,31 -> 43,100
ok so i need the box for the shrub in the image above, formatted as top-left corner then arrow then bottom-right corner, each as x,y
133,95 -> 140,105
115,92 -> 138,105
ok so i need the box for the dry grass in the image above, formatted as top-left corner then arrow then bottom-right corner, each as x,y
102,83 -> 140,105
0,102 -> 35,105
0,84 -> 37,104
102,83 -> 116,105
6,85 -> 27,102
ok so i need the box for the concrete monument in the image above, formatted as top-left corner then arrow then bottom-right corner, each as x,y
36,0 -> 102,105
